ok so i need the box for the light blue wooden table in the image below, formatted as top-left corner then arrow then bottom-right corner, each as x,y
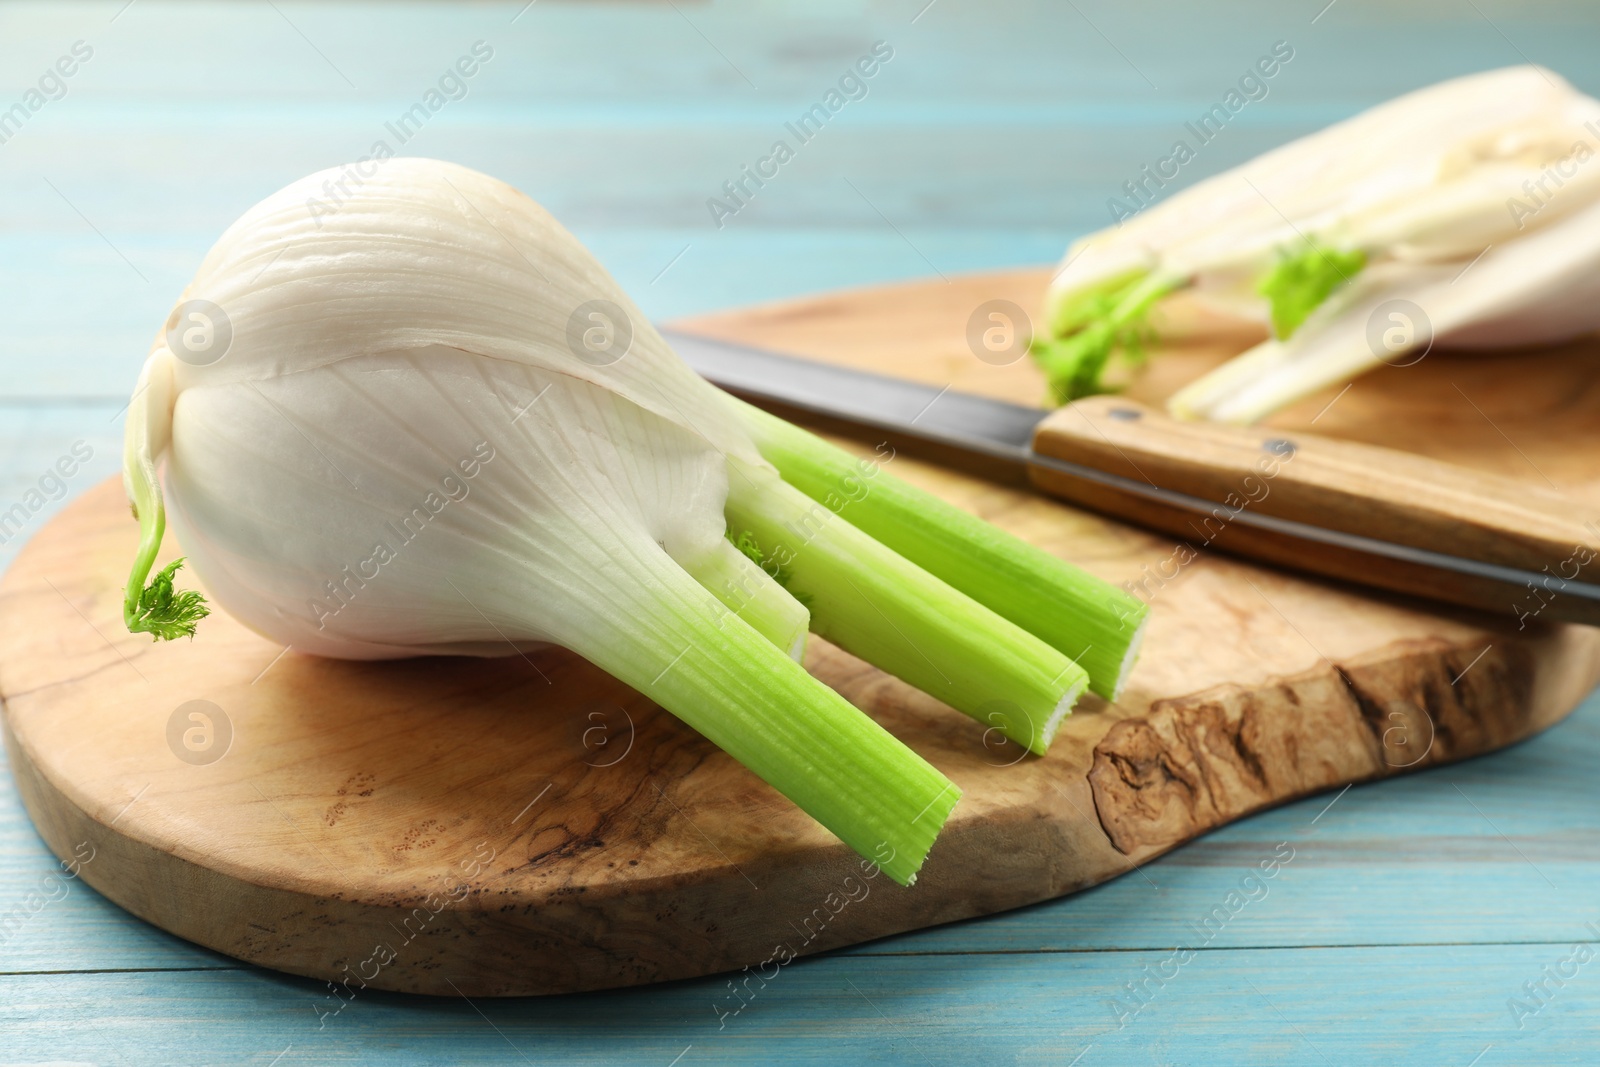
3,1 -> 1599,1063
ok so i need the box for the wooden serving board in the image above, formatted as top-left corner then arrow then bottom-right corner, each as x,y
5,270 -> 1600,997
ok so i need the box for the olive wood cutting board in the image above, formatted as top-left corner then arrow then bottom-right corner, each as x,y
5,269 -> 1600,997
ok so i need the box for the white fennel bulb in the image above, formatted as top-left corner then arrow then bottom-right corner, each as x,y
123,158 -> 959,883
122,159 -> 1149,884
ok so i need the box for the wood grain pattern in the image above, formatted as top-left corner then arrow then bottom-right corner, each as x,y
4,270 -> 1600,998
1030,395 -> 1600,624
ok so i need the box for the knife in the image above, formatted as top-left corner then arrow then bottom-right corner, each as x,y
662,328 -> 1600,628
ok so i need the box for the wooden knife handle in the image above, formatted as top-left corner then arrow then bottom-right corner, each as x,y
1028,394 -> 1600,626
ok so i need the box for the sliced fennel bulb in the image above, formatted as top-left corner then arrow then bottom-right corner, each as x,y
123,159 -> 1144,883
1169,195 -> 1600,422
1035,66 -> 1600,421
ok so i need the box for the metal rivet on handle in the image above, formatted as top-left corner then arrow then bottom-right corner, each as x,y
1107,407 -> 1142,422
1262,438 -> 1297,457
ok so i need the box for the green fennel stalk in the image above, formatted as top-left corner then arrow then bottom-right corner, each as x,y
725,463 -> 1089,755
1257,243 -> 1366,339
732,399 -> 1147,700
578,548 -> 960,886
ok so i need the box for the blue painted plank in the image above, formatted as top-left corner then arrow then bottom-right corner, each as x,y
0,403 -> 123,568
1,0 -> 1598,399
3,941 -> 1597,1065
2,0 -> 1591,104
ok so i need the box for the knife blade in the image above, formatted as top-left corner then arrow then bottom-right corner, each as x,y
662,328 -> 1600,627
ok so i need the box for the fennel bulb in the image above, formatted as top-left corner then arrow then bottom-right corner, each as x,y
122,159 -> 1144,883
1035,66 -> 1600,423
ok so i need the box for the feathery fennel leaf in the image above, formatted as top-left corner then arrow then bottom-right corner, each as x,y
1258,244 -> 1366,340
1033,272 -> 1179,404
127,558 -> 210,641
